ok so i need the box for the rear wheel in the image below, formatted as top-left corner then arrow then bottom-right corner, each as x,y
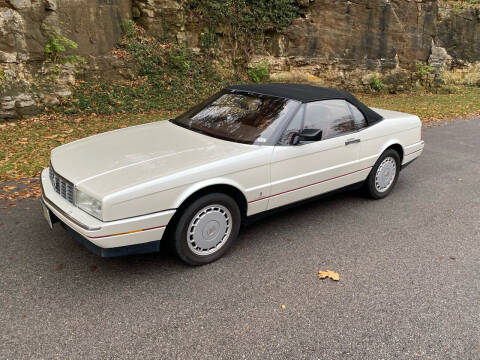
173,193 -> 241,265
365,149 -> 400,199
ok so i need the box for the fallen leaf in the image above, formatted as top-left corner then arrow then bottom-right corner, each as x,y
318,270 -> 340,281
89,265 -> 98,271
56,264 -> 65,271
2,185 -> 16,192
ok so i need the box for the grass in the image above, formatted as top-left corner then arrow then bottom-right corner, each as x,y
0,111 -> 175,182
359,87 -> 480,122
443,0 -> 480,9
1,86 -> 480,182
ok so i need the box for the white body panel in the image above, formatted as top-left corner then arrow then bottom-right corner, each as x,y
41,169 -> 174,248
51,121 -> 273,221
359,108 -> 423,169
41,109 -> 423,249
267,133 -> 362,209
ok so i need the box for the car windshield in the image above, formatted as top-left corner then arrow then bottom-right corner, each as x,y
171,91 -> 299,145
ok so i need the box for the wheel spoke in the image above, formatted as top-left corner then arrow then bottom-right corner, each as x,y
375,157 -> 397,193
187,204 -> 232,256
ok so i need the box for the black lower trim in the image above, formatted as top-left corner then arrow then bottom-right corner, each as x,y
401,157 -> 417,170
244,181 -> 364,226
62,224 -> 161,258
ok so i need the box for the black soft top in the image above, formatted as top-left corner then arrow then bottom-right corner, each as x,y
228,83 -> 383,125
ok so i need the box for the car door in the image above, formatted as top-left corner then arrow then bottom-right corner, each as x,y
267,99 -> 369,210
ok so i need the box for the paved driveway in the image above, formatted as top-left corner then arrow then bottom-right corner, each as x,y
1,118 -> 479,359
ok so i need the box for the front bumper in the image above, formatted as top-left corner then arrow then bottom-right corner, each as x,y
40,168 -> 176,256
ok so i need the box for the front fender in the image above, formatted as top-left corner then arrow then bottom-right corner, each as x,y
172,178 -> 247,209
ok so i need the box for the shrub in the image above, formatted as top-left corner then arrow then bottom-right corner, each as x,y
43,26 -> 85,66
369,75 -> 385,92
60,22 -> 241,115
247,62 -> 269,83
185,0 -> 301,64
415,62 -> 435,87
416,62 -> 434,77
169,49 -> 191,72
121,20 -> 137,38
199,29 -> 218,54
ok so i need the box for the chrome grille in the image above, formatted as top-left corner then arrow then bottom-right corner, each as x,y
49,166 -> 75,204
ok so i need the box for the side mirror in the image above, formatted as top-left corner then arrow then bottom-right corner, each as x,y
299,128 -> 322,142
288,132 -> 300,145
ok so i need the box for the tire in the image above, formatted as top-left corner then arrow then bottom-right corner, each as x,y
365,149 -> 401,199
172,193 -> 241,265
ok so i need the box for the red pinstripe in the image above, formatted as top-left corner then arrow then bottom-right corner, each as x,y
88,149 -> 423,239
87,224 -> 166,239
404,148 -> 423,157
248,166 -> 373,204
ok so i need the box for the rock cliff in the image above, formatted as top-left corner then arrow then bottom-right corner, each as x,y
1,0 -> 479,119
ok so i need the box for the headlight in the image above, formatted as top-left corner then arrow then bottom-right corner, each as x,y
76,191 -> 102,219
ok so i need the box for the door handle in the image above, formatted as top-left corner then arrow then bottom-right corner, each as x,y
345,138 -> 361,146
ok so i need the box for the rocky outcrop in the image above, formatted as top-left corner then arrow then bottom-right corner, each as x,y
1,0 -> 479,120
133,0 -> 184,42
0,8 -> 28,63
277,0 -> 437,70
1,0 -> 131,59
0,0 -> 131,119
132,0 -> 478,90
437,5 -> 480,64
258,0 -> 439,88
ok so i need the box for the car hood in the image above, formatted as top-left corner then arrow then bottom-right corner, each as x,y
51,120 -> 257,196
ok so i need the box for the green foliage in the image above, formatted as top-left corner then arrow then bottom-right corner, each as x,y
369,75 -> 385,92
247,62 -> 269,83
61,24 -> 241,115
62,55 -> 86,67
121,19 -> 137,38
416,62 -> 434,77
416,62 -> 434,87
169,50 -> 191,72
450,0 -> 480,10
50,1 -> 302,114
43,26 -> 84,65
199,29 -> 218,53
185,0 -> 300,63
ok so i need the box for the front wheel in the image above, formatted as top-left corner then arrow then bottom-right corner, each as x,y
173,193 -> 241,265
365,149 -> 401,199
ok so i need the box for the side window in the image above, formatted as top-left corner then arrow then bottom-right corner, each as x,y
304,100 -> 363,141
278,106 -> 304,145
347,103 -> 367,130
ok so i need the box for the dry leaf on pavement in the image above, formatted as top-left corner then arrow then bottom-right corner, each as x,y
318,270 -> 340,281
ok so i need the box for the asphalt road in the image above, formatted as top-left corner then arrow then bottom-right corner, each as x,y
1,118 -> 479,359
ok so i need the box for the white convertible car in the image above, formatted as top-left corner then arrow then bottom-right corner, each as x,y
40,84 -> 424,265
